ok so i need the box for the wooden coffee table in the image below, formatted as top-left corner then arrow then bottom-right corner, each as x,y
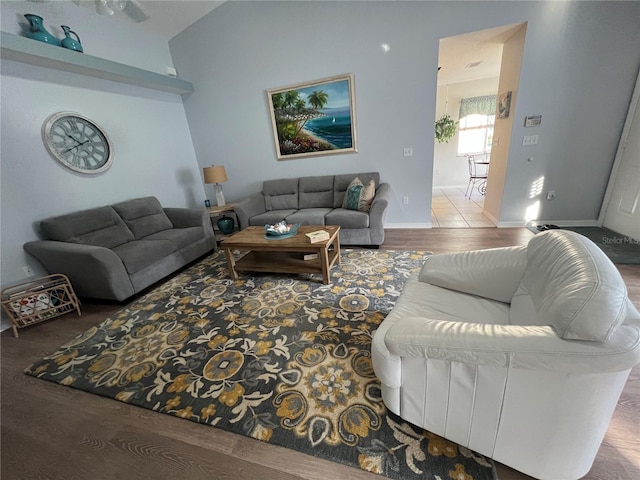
220,225 -> 340,284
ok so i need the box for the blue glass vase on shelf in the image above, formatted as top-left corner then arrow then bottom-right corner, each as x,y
23,14 -> 60,46
60,25 -> 83,53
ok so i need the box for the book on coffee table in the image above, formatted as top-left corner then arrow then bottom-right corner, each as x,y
305,230 -> 330,243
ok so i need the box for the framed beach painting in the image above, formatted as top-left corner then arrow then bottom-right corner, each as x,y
267,73 -> 358,160
498,91 -> 512,119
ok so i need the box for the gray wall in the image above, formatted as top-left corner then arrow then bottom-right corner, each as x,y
170,0 -> 640,227
0,1 -> 203,298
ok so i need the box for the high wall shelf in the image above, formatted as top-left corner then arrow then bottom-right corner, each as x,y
0,31 -> 193,94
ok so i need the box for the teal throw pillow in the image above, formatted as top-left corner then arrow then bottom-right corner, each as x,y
344,184 -> 364,210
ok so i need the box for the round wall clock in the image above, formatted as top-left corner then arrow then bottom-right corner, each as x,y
42,112 -> 113,174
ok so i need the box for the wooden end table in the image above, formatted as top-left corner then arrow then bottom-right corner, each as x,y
221,225 -> 340,285
208,204 -> 237,245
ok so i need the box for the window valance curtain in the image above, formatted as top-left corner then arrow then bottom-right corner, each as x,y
459,94 -> 497,118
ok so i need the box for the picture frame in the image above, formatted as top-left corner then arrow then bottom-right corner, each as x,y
267,73 -> 357,160
498,91 -> 512,119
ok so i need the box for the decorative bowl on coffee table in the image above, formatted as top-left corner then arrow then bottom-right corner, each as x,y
264,222 -> 299,239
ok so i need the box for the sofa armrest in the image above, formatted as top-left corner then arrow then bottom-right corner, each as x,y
418,246 -> 527,303
164,208 -> 214,238
368,182 -> 390,245
234,193 -> 266,229
383,317 -> 640,373
23,241 -> 135,301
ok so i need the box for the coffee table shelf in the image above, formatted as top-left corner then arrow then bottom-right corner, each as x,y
234,249 -> 339,276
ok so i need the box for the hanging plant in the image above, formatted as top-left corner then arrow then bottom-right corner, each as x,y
435,113 -> 458,144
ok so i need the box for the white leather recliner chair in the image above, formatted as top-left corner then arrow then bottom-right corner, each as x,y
372,230 -> 640,480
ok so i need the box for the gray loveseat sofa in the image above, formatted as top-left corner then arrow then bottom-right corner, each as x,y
24,196 -> 215,301
234,172 -> 390,246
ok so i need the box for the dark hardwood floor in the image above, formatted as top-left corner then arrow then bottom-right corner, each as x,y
2,228 -> 638,480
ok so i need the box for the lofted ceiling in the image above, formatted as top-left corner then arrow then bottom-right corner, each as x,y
71,0 -> 225,39
437,23 -> 524,86
65,2 -> 521,85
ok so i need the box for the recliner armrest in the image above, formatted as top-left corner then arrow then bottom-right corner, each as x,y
235,193 -> 266,229
419,245 -> 527,303
383,316 -> 640,373
24,240 -> 135,301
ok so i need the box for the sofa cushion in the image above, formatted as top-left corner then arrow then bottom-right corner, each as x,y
112,197 -> 173,239
285,208 -> 332,225
391,273 -> 511,325
40,206 -> 134,249
333,172 -> 380,208
144,227 -> 204,251
299,175 -> 334,209
263,178 -> 299,211
325,209 -> 370,228
112,239 -> 175,274
249,210 -> 297,226
511,230 -> 628,342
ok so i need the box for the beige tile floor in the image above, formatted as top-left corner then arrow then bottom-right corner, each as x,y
432,187 -> 496,228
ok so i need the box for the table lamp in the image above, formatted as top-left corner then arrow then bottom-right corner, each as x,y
203,165 -> 228,207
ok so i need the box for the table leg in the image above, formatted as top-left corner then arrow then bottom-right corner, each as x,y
319,247 -> 331,284
333,234 -> 341,265
224,247 -> 238,280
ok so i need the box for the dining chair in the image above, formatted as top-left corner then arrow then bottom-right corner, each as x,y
465,154 -> 489,198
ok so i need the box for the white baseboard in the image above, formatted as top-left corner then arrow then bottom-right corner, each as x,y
1,317 -> 12,333
496,220 -> 528,227
385,223 -> 432,229
524,219 -> 601,228
385,220 -> 602,229
482,209 -> 499,226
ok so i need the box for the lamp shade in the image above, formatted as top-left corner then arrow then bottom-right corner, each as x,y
203,165 -> 228,184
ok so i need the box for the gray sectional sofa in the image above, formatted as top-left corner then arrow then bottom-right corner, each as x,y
234,172 -> 390,246
24,196 -> 215,301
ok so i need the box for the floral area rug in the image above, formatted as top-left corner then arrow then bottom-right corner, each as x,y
26,249 -> 496,480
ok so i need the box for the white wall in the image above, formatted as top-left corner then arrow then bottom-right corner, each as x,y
169,0 -> 639,228
484,24 -> 527,225
433,77 -> 499,187
499,1 -> 640,226
1,1 -> 203,296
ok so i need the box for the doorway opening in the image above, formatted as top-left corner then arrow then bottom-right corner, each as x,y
432,23 -> 524,228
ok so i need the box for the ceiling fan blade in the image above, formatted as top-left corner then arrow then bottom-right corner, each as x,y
107,0 -> 127,11
123,0 -> 150,23
96,0 -> 114,16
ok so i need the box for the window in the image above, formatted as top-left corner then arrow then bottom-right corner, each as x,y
457,95 -> 496,155
458,114 -> 495,155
